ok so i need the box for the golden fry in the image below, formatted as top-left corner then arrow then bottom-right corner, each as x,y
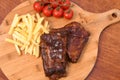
5,38 -> 23,47
6,13 -> 50,57
8,14 -> 20,34
13,36 -> 22,55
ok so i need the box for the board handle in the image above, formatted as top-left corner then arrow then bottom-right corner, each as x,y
96,9 -> 120,26
79,9 -> 120,28
78,9 -> 120,40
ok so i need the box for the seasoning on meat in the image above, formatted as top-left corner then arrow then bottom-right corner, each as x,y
40,31 -> 67,80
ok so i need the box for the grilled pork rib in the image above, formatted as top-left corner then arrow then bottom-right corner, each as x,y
64,22 -> 90,63
40,22 -> 90,80
40,31 -> 67,80
50,22 -> 90,62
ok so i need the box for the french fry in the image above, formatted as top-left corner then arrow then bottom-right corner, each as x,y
27,44 -> 34,55
32,32 -> 40,45
25,45 -> 29,54
42,26 -> 49,33
15,45 -> 21,55
27,14 -> 33,41
14,31 -> 27,40
32,14 -> 36,32
36,13 -> 41,20
13,36 -> 21,55
44,20 -> 48,28
20,44 -> 26,50
5,38 -> 23,47
35,45 -> 40,57
33,17 -> 44,35
33,46 -> 37,56
8,14 -> 20,35
37,34 -> 40,43
14,27 -> 28,38
18,22 -> 26,30
22,15 -> 29,28
6,13 -> 50,57
12,33 -> 29,45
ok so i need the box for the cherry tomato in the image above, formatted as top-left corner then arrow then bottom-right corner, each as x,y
50,0 -> 61,3
33,1 -> 44,12
50,0 -> 59,8
57,0 -> 62,4
53,7 -> 63,18
64,9 -> 73,19
41,0 -> 50,5
41,0 -> 50,3
43,5 -> 53,17
61,0 -> 71,10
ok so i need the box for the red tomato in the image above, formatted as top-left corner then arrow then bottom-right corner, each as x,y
42,0 -> 51,5
53,7 -> 63,18
50,0 -> 63,8
41,0 -> 50,3
58,0 -> 62,4
33,1 -> 44,12
51,2 -> 59,8
43,5 -> 53,17
64,9 -> 73,19
50,0 -> 61,3
61,0 -> 71,10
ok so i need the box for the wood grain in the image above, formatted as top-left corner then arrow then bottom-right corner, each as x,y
0,0 -> 120,80
1,1 -> 117,80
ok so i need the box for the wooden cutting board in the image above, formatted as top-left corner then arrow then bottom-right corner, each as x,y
0,0 -> 120,80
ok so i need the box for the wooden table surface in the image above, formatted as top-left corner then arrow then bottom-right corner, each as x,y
0,0 -> 120,80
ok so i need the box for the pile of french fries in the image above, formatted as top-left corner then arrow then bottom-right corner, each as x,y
6,13 -> 50,57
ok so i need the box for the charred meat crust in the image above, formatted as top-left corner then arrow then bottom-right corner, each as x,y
40,21 -> 90,80
40,32 -> 67,80
51,22 -> 90,63
64,22 -> 90,63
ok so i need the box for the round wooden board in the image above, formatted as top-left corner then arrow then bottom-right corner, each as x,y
0,0 -> 120,80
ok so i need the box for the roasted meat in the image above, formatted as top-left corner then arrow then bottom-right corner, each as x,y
64,22 -> 90,63
40,21 -> 90,80
40,31 -> 67,80
50,22 -> 90,63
